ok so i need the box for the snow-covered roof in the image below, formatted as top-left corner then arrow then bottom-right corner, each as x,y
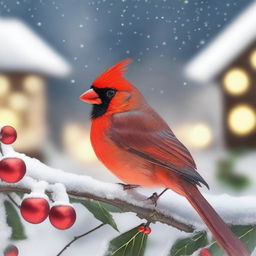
185,2 -> 256,83
0,18 -> 71,77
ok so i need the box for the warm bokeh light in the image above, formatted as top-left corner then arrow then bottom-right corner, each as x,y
250,50 -> 256,69
188,123 -> 213,148
9,92 -> 29,112
23,75 -> 44,94
176,123 -> 213,149
223,68 -> 249,95
0,108 -> 21,129
228,104 -> 256,136
0,75 -> 10,97
63,123 -> 97,163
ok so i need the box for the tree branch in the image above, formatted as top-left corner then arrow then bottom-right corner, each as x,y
1,144 -> 256,235
56,223 -> 106,256
7,194 -> 20,208
0,183 -> 194,233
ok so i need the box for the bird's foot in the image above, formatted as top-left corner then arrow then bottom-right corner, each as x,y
147,192 -> 159,206
147,188 -> 168,206
117,183 -> 140,190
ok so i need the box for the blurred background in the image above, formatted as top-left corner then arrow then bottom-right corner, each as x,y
0,0 -> 256,255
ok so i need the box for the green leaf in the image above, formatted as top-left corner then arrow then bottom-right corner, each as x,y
216,154 -> 250,191
100,202 -> 123,213
4,200 -> 26,240
209,225 -> 256,256
71,198 -> 118,231
105,226 -> 148,256
170,232 -> 208,256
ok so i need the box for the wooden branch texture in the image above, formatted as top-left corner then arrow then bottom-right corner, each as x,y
0,184 -> 195,233
2,144 -> 254,236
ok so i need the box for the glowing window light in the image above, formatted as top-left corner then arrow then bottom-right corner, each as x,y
63,123 -> 97,163
0,75 -> 10,97
223,68 -> 249,95
0,108 -> 21,129
250,50 -> 256,69
188,123 -> 213,149
23,75 -> 44,94
9,92 -> 29,112
228,104 -> 256,136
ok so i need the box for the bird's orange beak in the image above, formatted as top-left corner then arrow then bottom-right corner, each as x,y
80,89 -> 102,104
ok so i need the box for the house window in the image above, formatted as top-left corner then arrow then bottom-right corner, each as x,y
23,75 -> 44,95
9,92 -> 29,112
227,104 -> 256,136
223,68 -> 249,95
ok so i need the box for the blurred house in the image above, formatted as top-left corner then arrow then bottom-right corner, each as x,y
185,2 -> 256,150
0,18 -> 71,158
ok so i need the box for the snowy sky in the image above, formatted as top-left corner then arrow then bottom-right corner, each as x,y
0,0 -> 253,143
1,2 -> 256,255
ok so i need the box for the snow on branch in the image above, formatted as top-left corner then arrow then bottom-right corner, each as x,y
1,143 -> 256,234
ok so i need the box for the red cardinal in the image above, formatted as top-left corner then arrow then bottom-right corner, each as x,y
80,59 -> 248,256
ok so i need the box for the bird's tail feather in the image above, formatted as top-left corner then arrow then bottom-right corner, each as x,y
182,185 -> 248,256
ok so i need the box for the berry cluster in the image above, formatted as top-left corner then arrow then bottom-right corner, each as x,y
20,197 -> 76,229
138,224 -> 151,234
0,126 -> 77,256
0,126 -> 26,183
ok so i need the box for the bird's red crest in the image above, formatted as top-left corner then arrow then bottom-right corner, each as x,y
93,58 -> 133,90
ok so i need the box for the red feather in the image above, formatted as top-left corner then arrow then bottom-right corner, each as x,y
93,58 -> 133,90
85,59 -> 249,256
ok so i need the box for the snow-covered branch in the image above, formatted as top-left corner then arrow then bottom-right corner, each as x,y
1,143 -> 256,234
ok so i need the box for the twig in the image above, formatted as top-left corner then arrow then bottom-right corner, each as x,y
7,194 -> 20,208
56,223 -> 105,256
0,184 -> 194,232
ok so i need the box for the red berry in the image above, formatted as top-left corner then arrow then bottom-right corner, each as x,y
200,248 -> 211,256
49,205 -> 76,230
20,197 -> 50,224
0,126 -> 17,144
4,245 -> 18,256
144,226 -> 151,234
0,158 -> 26,183
138,225 -> 145,232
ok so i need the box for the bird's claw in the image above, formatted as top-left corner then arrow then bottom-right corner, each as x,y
117,183 -> 140,190
147,188 -> 168,206
147,192 -> 159,206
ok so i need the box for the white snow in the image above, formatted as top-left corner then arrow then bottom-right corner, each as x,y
0,18 -> 71,77
50,183 -> 70,204
1,143 -> 256,230
22,179 -> 49,201
185,1 -> 256,83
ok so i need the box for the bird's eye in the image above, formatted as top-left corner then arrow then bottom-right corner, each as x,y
106,89 -> 116,98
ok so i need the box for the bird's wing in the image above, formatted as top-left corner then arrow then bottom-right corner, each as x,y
107,110 -> 208,188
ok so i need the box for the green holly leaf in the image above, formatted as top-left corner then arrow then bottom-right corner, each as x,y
100,202 -> 123,213
209,225 -> 256,256
170,232 -> 208,256
71,198 -> 118,231
216,154 -> 250,191
4,200 -> 27,240
105,226 -> 148,256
